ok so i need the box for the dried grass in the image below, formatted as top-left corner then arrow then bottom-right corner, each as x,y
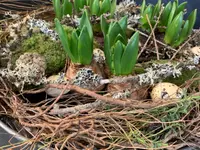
0,77 -> 199,150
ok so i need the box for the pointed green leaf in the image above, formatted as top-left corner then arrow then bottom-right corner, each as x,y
113,41 -> 124,75
175,0 -> 179,8
121,32 -> 139,75
152,0 -> 161,17
175,2 -> 187,16
167,2 -> 177,26
80,10 -> 93,40
108,22 -> 126,47
140,5 -> 153,26
78,26 -> 93,65
114,34 -> 126,45
141,0 -> 146,14
161,2 -> 172,26
70,30 -> 79,61
100,15 -> 109,37
104,35 -> 112,70
164,12 -> 183,45
55,18 -> 76,62
119,16 -> 128,33
74,0 -> 85,12
110,0 -> 116,18
53,0 -> 62,20
173,20 -> 189,47
100,0 -> 111,14
187,9 -> 197,35
80,0 -> 87,8
91,0 -> 100,15
62,0 -> 72,15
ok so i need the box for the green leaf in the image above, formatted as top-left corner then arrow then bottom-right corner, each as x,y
55,18 -> 75,62
167,2 -> 177,26
140,5 -> 153,26
108,22 -> 125,47
187,9 -> 197,35
80,0 -> 87,8
141,0 -> 146,14
114,34 -> 126,45
74,0 -> 85,12
175,2 -> 187,16
121,32 -> 139,75
100,15 -> 109,37
53,0 -> 62,20
104,35 -> 112,70
113,41 -> 124,75
80,10 -> 93,40
91,0 -> 100,15
78,26 -> 93,65
119,16 -> 128,34
110,0 -> 116,18
161,2 -> 172,26
152,0 -> 161,17
100,0 -> 111,14
62,0 -> 72,15
70,30 -> 79,62
173,20 -> 189,47
164,12 -> 183,45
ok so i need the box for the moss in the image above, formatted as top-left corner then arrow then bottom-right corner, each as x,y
13,33 -> 66,75
164,69 -> 200,88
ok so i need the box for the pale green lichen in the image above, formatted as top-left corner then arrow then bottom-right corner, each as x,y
12,33 -> 66,75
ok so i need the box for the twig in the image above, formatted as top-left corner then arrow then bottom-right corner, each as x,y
48,84 -> 164,109
49,100 -> 102,115
48,84 -> 133,106
129,28 -> 177,52
146,15 -> 159,60
137,7 -> 163,59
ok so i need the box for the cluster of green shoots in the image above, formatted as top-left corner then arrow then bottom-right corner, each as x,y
54,0 -> 139,76
55,11 -> 93,65
54,0 -> 197,77
140,0 -> 197,47
53,0 -> 116,20
101,16 -> 139,75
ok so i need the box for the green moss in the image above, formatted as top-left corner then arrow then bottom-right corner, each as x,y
164,69 -> 200,88
13,33 -> 66,75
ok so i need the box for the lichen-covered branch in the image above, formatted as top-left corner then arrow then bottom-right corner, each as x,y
100,58 -> 200,88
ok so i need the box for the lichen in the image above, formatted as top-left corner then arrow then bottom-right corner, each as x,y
12,33 -> 66,75
27,18 -> 58,40
112,90 -> 131,99
1,53 -> 47,91
115,0 -> 140,28
72,68 -> 103,90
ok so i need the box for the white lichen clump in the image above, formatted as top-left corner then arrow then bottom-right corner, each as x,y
72,68 -> 103,90
2,53 -> 47,91
27,18 -> 58,40
112,89 -> 131,99
116,0 -> 140,27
